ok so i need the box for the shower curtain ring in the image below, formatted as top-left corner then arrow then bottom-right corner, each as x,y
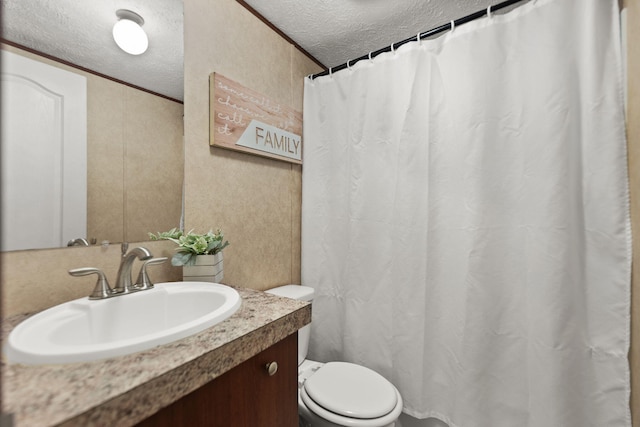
329,67 -> 333,77
417,32 -> 422,45
450,20 -> 455,32
487,6 -> 492,18
369,51 -> 373,63
347,60 -> 352,71
391,42 -> 395,54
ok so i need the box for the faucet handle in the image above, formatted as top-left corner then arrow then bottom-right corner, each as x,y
135,257 -> 168,290
69,267 -> 113,300
67,238 -> 89,247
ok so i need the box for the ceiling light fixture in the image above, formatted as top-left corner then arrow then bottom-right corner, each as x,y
112,9 -> 148,55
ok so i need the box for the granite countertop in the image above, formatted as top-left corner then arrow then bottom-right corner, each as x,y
2,286 -> 311,426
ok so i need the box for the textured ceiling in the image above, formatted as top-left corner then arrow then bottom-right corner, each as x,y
243,0 -> 509,70
1,0 -> 184,101
1,1 -> 514,101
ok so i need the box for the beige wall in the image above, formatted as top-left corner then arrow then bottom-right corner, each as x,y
626,0 -> 640,424
182,0 -> 321,290
4,1 -> 637,422
88,76 -> 184,244
1,0 -> 320,317
1,44 -> 184,245
1,45 -> 184,316
1,241 -> 182,317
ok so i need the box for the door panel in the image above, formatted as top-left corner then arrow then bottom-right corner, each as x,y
1,50 -> 87,251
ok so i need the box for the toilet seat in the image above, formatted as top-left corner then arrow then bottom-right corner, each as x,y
301,362 -> 403,427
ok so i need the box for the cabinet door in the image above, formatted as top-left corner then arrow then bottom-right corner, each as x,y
138,333 -> 298,427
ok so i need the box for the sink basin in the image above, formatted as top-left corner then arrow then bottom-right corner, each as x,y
5,281 -> 241,365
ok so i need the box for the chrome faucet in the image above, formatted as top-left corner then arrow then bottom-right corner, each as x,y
67,238 -> 90,246
113,245 -> 152,295
69,243 -> 160,299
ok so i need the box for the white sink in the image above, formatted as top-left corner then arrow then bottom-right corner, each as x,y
5,281 -> 241,365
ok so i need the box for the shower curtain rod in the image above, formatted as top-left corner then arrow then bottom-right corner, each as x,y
309,0 -> 527,79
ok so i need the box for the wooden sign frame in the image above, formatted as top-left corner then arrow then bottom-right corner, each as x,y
210,73 -> 303,164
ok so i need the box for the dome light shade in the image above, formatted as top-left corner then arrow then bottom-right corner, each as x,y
113,10 -> 148,55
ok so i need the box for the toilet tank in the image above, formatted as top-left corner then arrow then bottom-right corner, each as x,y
265,285 -> 314,366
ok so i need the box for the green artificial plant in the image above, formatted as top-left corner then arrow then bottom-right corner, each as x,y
149,228 -> 230,266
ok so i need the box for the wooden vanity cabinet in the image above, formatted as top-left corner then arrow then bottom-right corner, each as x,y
137,333 -> 298,427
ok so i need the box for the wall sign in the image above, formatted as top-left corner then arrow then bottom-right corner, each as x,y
210,73 -> 303,164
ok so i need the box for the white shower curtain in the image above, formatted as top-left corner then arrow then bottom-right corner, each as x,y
301,0 -> 630,426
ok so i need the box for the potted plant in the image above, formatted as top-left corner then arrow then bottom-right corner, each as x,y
149,228 -> 230,282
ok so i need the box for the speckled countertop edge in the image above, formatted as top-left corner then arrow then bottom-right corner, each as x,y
2,286 -> 311,427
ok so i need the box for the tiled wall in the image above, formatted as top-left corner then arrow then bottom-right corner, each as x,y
0,45 -> 184,316
182,0 -> 322,290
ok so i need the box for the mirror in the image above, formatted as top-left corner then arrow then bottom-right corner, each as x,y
1,0 -> 184,251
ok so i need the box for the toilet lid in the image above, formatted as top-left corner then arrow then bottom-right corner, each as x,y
303,362 -> 398,419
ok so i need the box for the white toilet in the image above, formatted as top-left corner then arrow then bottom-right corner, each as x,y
266,285 -> 403,427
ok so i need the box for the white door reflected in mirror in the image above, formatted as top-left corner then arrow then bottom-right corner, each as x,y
1,50 -> 87,251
